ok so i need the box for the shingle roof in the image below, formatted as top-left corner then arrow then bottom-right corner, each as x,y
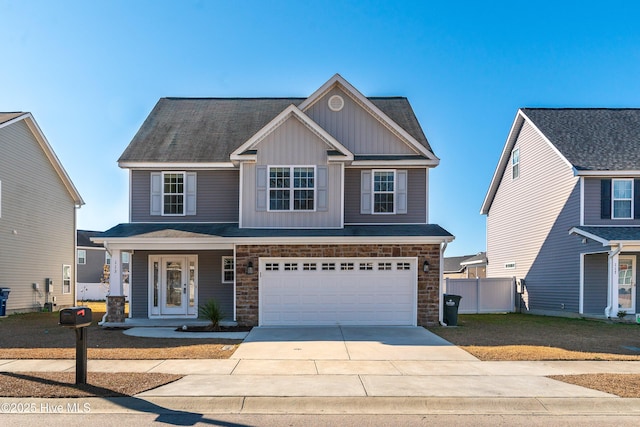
77,230 -> 104,248
119,97 -> 433,163
443,255 -> 474,274
571,226 -> 640,243
97,223 -> 453,239
521,108 -> 640,171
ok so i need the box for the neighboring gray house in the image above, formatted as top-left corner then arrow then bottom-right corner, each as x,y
481,108 -> 640,319
0,112 -> 84,313
94,74 -> 454,327
76,230 -> 130,301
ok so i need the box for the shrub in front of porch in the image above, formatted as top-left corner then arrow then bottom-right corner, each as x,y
198,299 -> 225,331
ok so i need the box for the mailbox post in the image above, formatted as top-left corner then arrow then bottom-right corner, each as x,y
60,307 -> 92,384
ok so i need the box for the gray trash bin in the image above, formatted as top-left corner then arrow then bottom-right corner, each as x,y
443,294 -> 462,326
0,288 -> 10,316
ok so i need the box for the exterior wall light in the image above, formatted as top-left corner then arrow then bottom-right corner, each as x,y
246,261 -> 254,275
423,260 -> 430,273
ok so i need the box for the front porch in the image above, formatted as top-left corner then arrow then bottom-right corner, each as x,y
99,317 -> 237,329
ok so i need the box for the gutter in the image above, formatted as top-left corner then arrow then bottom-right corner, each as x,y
439,241 -> 448,326
605,244 -> 622,318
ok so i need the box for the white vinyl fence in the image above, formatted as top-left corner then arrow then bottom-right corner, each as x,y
444,277 -> 516,314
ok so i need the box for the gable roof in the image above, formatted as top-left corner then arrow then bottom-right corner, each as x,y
481,108 -> 640,215
230,104 -> 353,163
0,112 -> 84,206
119,76 -> 436,166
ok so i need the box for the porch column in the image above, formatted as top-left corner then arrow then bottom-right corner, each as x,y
607,251 -> 620,318
106,249 -> 125,324
109,249 -> 123,296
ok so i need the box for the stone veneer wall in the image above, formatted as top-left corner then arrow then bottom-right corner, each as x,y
235,244 -> 441,327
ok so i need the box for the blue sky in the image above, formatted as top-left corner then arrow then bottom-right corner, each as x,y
1,1 -> 639,256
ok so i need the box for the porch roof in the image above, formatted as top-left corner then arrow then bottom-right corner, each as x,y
570,226 -> 640,246
95,222 -> 454,241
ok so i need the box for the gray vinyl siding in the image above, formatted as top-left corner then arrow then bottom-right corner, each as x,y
582,252 -> 608,315
241,117 -> 342,228
486,120 -> 601,313
0,120 -> 77,312
583,177 -> 640,226
304,87 -> 417,155
129,250 -> 234,319
130,169 -> 239,222
344,168 -> 427,223
77,247 -> 106,283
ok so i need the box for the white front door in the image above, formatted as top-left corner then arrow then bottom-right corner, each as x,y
150,255 -> 198,317
618,256 -> 636,313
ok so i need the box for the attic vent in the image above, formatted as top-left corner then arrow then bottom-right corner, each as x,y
328,95 -> 344,112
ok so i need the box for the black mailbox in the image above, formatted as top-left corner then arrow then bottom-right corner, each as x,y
60,306 -> 92,328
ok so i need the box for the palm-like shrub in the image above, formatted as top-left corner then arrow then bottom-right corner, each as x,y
198,299 -> 225,331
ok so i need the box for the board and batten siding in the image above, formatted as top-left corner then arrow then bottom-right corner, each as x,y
0,120 -> 77,312
130,250 -> 234,319
583,177 -> 640,226
130,169 -> 239,223
486,119 -> 597,313
344,168 -> 427,224
304,87 -> 417,155
241,116 -> 342,228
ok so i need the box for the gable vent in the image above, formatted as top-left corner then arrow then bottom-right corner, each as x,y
328,95 -> 344,112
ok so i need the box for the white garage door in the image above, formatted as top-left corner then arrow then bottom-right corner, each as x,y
259,257 -> 417,326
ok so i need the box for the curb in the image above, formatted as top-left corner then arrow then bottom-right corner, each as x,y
3,397 -> 640,415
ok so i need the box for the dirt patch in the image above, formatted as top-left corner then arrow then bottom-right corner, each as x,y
0,372 -> 182,397
548,374 -> 640,398
0,310 -> 243,360
428,313 -> 640,397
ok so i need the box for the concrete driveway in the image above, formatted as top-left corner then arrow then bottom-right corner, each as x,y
231,326 -> 478,361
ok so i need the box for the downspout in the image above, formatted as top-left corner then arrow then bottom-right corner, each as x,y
439,241 -> 448,326
605,244 -> 622,318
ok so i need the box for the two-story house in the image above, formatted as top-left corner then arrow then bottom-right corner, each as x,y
481,108 -> 640,319
94,74 -> 453,327
0,112 -> 84,314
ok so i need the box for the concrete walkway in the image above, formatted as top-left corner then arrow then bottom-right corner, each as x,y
2,326 -> 640,415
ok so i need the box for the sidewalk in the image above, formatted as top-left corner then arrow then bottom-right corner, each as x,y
2,358 -> 640,414
2,325 -> 640,415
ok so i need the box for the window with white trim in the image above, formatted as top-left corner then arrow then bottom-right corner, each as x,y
512,148 -> 520,179
77,249 -> 86,265
105,252 -> 111,266
222,257 -> 234,283
163,172 -> 185,215
613,179 -> 633,219
62,264 -> 71,294
373,170 -> 395,213
268,166 -> 315,211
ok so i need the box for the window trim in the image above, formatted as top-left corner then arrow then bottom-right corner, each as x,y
162,171 -> 187,216
62,264 -> 71,294
511,148 -> 520,180
77,249 -> 86,265
612,178 -> 633,219
222,256 -> 234,283
267,165 -> 317,212
372,169 -> 396,214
